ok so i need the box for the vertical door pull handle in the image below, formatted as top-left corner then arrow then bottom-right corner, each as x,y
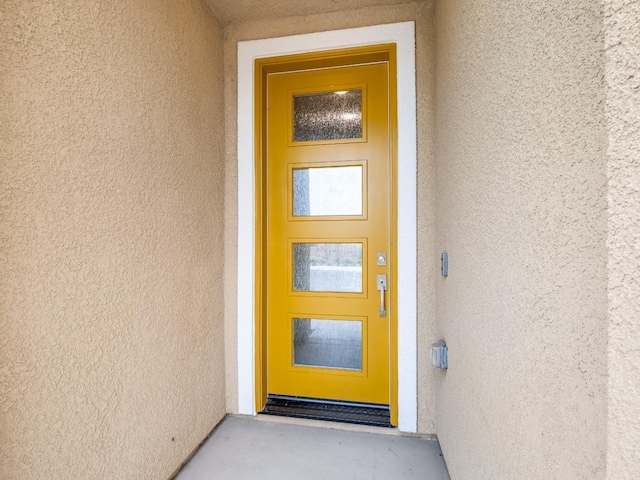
377,274 -> 387,317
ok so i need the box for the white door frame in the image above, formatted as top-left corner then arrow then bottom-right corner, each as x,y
236,21 -> 418,432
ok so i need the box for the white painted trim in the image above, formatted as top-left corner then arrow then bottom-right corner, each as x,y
237,22 -> 417,432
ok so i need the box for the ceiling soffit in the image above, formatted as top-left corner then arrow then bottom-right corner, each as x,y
205,0 -> 420,25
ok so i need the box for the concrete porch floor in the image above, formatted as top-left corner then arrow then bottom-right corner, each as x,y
174,415 -> 450,480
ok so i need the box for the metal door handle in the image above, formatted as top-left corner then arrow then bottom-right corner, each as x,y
377,274 -> 387,317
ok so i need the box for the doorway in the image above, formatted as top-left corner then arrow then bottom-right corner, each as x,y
236,22 -> 418,432
255,46 -> 398,422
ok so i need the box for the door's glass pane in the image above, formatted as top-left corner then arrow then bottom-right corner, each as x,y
293,243 -> 362,293
293,90 -> 362,142
293,166 -> 362,216
293,318 -> 362,370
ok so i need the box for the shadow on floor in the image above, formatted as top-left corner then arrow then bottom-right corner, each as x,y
174,416 -> 450,480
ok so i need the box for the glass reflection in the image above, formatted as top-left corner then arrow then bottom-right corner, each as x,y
293,318 -> 362,370
293,166 -> 362,217
293,243 -> 362,293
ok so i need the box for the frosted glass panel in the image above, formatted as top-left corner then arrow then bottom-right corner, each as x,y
293,243 -> 362,293
293,90 -> 362,142
293,166 -> 362,216
293,318 -> 362,370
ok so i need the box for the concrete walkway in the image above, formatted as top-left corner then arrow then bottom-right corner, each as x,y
175,416 -> 450,480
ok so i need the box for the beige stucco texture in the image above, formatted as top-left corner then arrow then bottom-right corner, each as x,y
221,1 -> 438,433
434,0 -> 609,478
605,0 -> 640,477
0,1 -> 226,479
2,0 -> 639,478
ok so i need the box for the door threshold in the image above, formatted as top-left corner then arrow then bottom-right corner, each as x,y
260,395 -> 392,428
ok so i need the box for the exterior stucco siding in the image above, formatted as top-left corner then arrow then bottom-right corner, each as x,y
434,1 -> 608,478
0,1 -> 226,478
605,0 -> 640,478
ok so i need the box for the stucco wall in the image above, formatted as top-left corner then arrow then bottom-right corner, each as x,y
434,1 -> 608,478
222,2 -> 438,433
605,0 -> 640,478
0,1 -> 226,479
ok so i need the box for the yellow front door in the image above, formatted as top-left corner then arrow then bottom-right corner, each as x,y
265,60 -> 392,406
